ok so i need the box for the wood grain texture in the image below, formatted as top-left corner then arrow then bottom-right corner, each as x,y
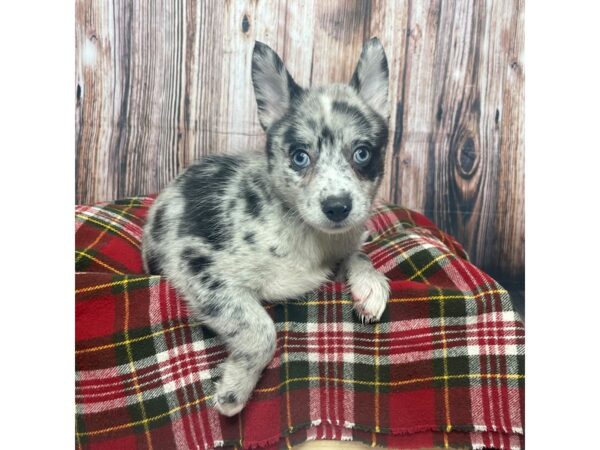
75,0 -> 524,284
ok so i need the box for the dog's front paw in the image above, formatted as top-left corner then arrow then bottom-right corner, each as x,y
214,387 -> 246,417
349,269 -> 390,323
213,359 -> 258,417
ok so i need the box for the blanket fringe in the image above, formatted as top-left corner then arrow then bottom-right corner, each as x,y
209,420 -> 523,449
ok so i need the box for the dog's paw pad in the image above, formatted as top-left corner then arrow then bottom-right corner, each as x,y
214,390 -> 245,417
218,392 -> 237,404
350,270 -> 389,323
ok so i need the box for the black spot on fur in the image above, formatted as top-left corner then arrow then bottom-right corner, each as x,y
332,101 -> 371,131
283,125 -> 308,152
265,133 -> 275,169
208,278 -> 224,291
243,232 -> 256,244
231,304 -> 246,321
317,126 -> 334,149
307,119 -> 318,131
203,299 -> 223,317
179,155 -> 240,250
182,248 -> 212,274
225,329 -> 239,338
151,206 -> 166,241
269,246 -> 284,258
253,175 -> 272,201
200,273 -> 211,285
321,126 -> 334,142
243,183 -> 262,217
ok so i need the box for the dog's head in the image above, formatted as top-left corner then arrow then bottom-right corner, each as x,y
252,38 -> 389,233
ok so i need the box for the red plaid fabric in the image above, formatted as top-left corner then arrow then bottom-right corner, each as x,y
75,196 -> 524,449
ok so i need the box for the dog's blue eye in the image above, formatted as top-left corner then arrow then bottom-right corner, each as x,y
353,147 -> 372,165
291,150 -> 311,169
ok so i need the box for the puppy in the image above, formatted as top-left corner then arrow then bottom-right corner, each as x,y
142,38 -> 390,416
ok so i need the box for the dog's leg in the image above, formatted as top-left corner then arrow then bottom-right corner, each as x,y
188,285 -> 277,417
344,251 -> 389,323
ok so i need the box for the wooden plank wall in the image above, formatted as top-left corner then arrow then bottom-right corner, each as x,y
75,0 -> 524,285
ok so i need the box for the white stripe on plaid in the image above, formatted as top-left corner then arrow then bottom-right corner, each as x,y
75,205 -> 144,242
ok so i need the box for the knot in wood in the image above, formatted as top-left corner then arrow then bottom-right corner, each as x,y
456,136 -> 479,178
241,14 -> 250,34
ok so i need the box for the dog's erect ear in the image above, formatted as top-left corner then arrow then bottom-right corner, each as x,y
252,41 -> 303,130
350,38 -> 389,120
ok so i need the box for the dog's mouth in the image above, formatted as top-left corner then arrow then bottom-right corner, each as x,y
296,205 -> 369,234
312,218 -> 357,234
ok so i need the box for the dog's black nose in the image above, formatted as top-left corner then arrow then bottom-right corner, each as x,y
321,195 -> 352,223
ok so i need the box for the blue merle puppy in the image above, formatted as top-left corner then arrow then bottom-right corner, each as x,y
142,38 -> 390,416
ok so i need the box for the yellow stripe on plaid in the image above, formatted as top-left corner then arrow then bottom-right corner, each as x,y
75,198 -> 140,265
76,276 -> 160,294
437,286 -> 453,448
75,323 -> 190,354
77,275 -> 505,300
76,373 -> 522,438
367,221 -> 415,241
75,250 -> 125,275
76,394 -> 213,437
407,253 -> 453,281
298,289 -> 508,306
75,289 -> 509,355
386,238 -> 429,282
254,373 -> 524,394
102,204 -> 148,221
75,213 -> 142,250
123,277 -> 154,450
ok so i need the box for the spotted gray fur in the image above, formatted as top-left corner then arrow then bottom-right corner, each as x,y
142,38 -> 391,417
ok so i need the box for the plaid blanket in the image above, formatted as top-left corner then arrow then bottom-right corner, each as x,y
75,196 -> 524,450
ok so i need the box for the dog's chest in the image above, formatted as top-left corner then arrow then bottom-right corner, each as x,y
255,256 -> 331,301
238,218 -> 360,301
